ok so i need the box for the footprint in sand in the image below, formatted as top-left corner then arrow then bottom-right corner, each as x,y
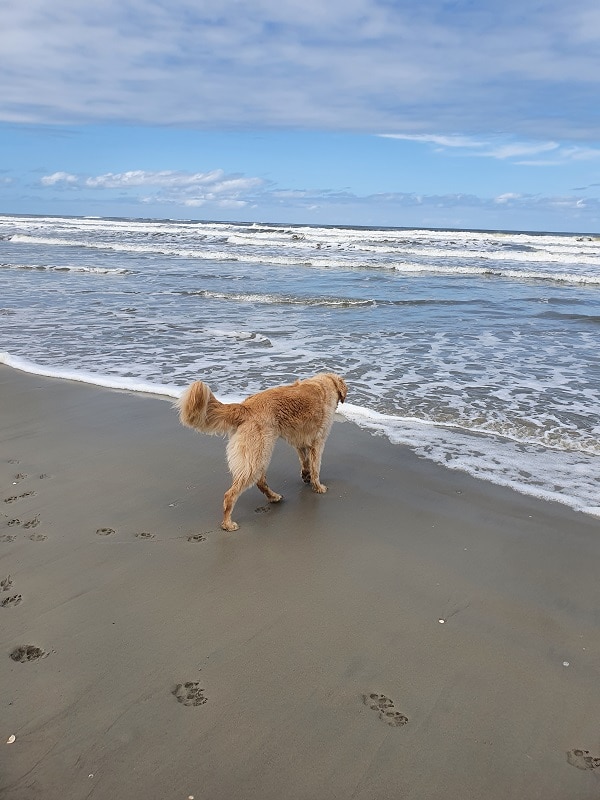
10,645 -> 46,663
39,474 -> 50,480
1,575 -> 13,592
7,519 -> 20,527
173,682 -> 207,706
363,693 -> 409,727
23,516 -> 40,529
12,473 -> 27,484
255,505 -> 271,514
28,533 -> 47,541
567,749 -> 600,771
135,532 -> 155,540
96,527 -> 115,536
1,594 -> 22,609
4,492 -> 35,504
0,535 -> 17,543
187,533 -> 206,543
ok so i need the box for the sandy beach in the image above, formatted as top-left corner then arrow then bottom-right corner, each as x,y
1,364 -> 600,800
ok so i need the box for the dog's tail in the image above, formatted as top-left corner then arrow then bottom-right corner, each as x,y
176,381 -> 246,436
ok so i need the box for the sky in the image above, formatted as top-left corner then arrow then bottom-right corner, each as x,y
1,0 -> 600,232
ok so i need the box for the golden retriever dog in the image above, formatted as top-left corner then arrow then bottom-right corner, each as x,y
177,373 -> 347,531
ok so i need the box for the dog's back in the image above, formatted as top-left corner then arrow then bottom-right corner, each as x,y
241,373 -> 345,446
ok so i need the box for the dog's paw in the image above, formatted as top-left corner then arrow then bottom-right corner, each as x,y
301,470 -> 311,484
313,483 -> 328,494
221,520 -> 239,532
269,493 -> 283,503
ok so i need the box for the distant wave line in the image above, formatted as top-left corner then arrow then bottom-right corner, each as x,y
4,214 -> 599,250
0,261 -> 130,275
10,230 -> 600,268
177,289 -> 493,308
538,310 -> 600,324
178,290 -> 376,307
392,263 -> 600,285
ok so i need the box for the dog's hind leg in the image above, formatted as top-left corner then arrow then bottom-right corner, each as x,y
256,474 -> 282,503
222,476 -> 253,531
255,432 -> 282,501
223,426 -> 277,530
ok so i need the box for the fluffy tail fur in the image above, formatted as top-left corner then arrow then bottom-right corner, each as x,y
176,381 -> 247,436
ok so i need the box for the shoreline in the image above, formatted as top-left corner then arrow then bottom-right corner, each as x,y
2,351 -> 598,519
1,365 -> 600,800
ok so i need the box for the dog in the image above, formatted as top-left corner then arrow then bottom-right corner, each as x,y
177,373 -> 347,531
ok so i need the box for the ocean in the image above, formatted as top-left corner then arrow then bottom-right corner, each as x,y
1,213 -> 599,516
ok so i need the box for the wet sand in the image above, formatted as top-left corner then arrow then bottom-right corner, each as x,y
1,364 -> 600,800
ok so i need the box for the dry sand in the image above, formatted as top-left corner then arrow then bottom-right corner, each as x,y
1,365 -> 600,800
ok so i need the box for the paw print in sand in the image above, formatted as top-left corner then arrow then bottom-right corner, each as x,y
363,693 -> 409,727
173,682 -> 207,707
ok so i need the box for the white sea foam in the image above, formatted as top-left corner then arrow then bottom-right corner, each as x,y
185,290 -> 376,307
0,352 -> 180,398
203,328 -> 272,344
391,262 -> 600,285
0,262 -> 130,275
341,403 -> 600,515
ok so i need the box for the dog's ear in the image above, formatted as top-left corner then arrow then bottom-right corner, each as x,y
327,374 -> 347,404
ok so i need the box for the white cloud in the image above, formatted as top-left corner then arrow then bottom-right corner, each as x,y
548,197 -> 588,209
178,197 -> 248,209
380,133 -> 485,149
39,167 -> 266,209
84,170 -> 235,189
484,142 -> 559,160
549,146 -> 600,162
41,168 -> 264,194
381,133 -> 600,166
495,193 -> 523,204
40,171 -> 78,185
1,0 -> 599,139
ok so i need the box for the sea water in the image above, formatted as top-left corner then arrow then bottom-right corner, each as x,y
1,214 -> 599,516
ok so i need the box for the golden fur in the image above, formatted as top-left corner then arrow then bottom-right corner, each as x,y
176,373 -> 347,531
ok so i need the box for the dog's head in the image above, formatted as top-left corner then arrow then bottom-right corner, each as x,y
325,373 -> 348,404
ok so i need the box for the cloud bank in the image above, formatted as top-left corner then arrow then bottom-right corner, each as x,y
40,169 -> 266,208
380,135 -> 600,166
2,0 -> 600,139
37,168 -> 599,219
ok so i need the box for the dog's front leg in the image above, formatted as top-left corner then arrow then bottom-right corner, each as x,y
308,444 -> 327,493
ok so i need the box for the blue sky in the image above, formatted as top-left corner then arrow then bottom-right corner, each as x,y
1,0 -> 600,232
